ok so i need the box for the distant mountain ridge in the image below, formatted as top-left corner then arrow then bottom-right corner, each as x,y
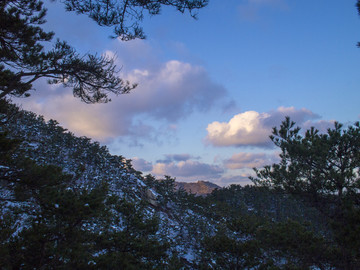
175,180 -> 220,196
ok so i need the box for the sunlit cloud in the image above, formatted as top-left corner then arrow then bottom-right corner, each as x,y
205,106 -> 333,148
16,40 -> 230,143
206,110 -> 271,147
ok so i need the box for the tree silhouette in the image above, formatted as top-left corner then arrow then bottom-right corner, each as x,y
252,117 -> 360,268
0,0 -> 208,102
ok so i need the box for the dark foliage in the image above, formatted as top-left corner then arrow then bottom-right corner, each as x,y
61,0 -> 209,40
0,0 -> 137,103
0,0 -> 208,102
3,100 -> 360,269
252,117 -> 360,269
0,101 -> 169,269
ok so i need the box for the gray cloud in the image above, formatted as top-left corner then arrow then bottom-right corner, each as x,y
122,60 -> 227,122
131,157 -> 153,172
224,152 -> 279,170
302,119 -> 335,134
152,160 -> 224,180
171,154 -> 194,162
156,153 -> 194,164
217,174 -> 253,187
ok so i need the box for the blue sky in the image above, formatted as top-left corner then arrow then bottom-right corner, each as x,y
16,0 -> 360,186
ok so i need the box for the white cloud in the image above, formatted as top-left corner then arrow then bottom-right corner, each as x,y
206,111 -> 271,147
206,106 -> 331,148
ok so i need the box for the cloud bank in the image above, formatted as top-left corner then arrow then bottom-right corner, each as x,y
16,40 -> 229,143
132,154 -> 271,187
156,154 -> 195,164
224,152 -> 279,169
152,160 -> 224,179
131,154 -> 224,182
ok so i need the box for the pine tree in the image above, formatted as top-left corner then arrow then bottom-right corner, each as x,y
0,0 -> 208,102
252,118 -> 360,268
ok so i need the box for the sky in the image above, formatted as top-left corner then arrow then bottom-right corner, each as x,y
15,0 -> 360,186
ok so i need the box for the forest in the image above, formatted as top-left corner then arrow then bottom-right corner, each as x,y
1,97 -> 360,269
1,0 -> 360,269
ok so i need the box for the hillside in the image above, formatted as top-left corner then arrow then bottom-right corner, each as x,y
0,100 -> 348,269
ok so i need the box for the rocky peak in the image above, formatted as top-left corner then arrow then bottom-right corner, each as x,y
175,180 -> 220,196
